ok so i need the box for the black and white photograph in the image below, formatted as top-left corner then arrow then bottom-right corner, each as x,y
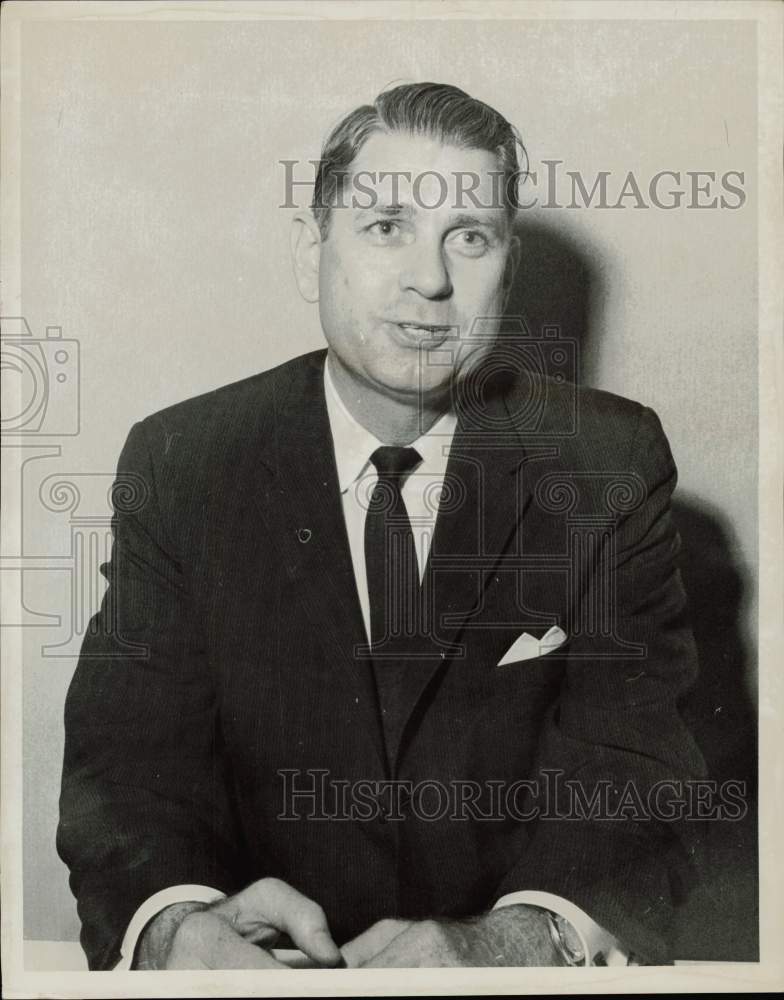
1,1 -> 781,996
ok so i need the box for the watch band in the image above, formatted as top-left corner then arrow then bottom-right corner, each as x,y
492,890 -> 624,964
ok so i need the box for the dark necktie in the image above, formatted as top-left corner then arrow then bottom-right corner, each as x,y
364,445 -> 422,760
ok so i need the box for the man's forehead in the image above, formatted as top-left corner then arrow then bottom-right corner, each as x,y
345,130 -> 505,209
351,130 -> 501,172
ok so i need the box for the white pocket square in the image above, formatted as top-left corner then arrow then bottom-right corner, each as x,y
497,625 -> 567,665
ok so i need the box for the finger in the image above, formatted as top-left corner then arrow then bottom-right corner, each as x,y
358,939 -> 404,968
358,924 -> 431,968
362,940 -> 421,968
259,879 -> 343,967
202,915 -> 288,969
210,893 -> 279,945
243,926 -> 281,948
214,878 -> 343,968
341,919 -> 413,968
211,892 -> 271,939
169,910 -> 287,970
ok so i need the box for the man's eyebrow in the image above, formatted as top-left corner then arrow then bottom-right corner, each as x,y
352,205 -> 507,235
355,202 -> 413,218
449,213 -> 505,233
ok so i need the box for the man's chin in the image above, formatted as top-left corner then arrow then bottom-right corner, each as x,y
368,371 -> 454,409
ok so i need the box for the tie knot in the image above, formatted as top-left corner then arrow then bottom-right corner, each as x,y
370,445 -> 422,480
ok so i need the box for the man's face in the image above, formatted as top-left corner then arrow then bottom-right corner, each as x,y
316,131 -> 516,405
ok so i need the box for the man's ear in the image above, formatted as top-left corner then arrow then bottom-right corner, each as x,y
502,233 -> 521,309
290,210 -> 322,303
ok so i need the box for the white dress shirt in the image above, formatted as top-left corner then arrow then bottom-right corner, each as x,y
323,355 -> 458,639
116,356 -> 627,968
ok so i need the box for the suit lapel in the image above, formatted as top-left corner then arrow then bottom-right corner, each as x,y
252,351 -> 389,776
387,380 -> 556,772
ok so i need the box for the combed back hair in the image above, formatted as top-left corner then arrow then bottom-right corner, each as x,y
311,82 -> 528,237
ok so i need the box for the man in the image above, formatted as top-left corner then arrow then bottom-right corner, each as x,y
58,82 -> 705,970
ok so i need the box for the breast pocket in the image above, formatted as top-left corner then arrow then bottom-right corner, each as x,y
494,643 -> 569,690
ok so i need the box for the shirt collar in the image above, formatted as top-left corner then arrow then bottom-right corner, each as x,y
324,354 -> 457,494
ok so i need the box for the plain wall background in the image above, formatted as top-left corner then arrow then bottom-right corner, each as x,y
14,15 -> 757,956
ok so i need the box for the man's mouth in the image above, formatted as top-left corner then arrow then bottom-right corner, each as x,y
384,319 -> 458,350
395,322 -> 456,337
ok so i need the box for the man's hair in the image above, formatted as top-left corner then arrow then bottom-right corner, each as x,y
311,82 -> 527,237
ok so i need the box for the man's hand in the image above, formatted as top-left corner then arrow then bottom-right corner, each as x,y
351,905 -> 565,968
340,918 -> 414,967
134,877 -> 343,970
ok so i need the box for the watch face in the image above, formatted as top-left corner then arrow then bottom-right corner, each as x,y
553,914 -> 586,964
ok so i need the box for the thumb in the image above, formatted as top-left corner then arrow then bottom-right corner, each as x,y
264,880 -> 342,967
280,902 -> 343,967
215,878 -> 343,967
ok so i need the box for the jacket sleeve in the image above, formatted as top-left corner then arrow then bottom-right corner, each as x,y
57,420 -> 242,970
493,406 -> 707,964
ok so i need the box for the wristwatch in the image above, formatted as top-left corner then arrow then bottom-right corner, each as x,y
546,911 -> 587,966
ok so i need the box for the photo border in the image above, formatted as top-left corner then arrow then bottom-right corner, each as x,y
1,1 -> 781,996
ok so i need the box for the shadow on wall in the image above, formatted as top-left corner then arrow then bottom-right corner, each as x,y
506,215 -> 759,962
673,498 -> 757,791
671,497 -> 758,962
507,215 -> 599,384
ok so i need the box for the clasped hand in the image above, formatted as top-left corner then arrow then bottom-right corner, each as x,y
135,877 -> 561,969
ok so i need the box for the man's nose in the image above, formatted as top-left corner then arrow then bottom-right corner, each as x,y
398,240 -> 453,300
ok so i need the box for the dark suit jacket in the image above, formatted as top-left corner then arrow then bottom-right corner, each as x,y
57,349 -> 706,969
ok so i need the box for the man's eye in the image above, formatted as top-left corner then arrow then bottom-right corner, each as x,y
362,219 -> 414,246
448,229 -> 490,255
368,220 -> 400,237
